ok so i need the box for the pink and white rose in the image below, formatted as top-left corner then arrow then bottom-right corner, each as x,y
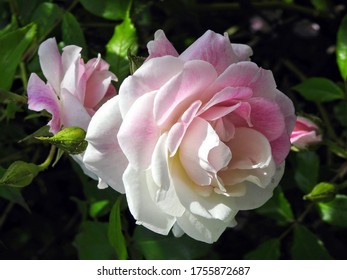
290,116 -> 321,148
84,30 -> 296,243
27,38 -> 117,134
27,38 -> 117,177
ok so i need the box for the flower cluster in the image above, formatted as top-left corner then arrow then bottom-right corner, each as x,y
28,31 -> 296,243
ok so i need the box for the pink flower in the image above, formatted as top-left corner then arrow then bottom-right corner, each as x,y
290,116 -> 321,148
84,30 -> 296,243
27,38 -> 117,134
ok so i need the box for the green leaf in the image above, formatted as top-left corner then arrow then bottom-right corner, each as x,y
52,148 -> 65,167
18,125 -> 51,143
304,182 -> 336,202
294,151 -> 320,193
0,15 -> 18,38
291,224 -> 332,259
108,196 -> 128,260
79,0 -> 132,20
334,101 -> 347,128
0,185 -> 30,212
62,12 -> 87,57
318,194 -> 347,227
14,0 -> 43,24
245,238 -> 281,260
0,88 -> 27,104
89,200 -> 111,218
106,13 -> 138,83
31,2 -> 63,41
0,23 -> 36,90
74,221 -> 116,260
133,226 -> 211,259
337,14 -> 347,81
36,126 -> 88,155
293,77 -> 344,103
0,161 -> 41,188
256,187 -> 294,225
324,140 -> 347,159
128,50 -> 146,74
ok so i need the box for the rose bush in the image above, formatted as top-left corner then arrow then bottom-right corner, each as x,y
84,30 -> 296,243
290,116 -> 321,148
27,38 -> 117,175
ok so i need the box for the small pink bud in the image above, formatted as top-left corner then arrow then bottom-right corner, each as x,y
290,116 -> 322,148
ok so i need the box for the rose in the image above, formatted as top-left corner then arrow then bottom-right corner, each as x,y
84,30 -> 296,243
27,38 -> 117,134
27,38 -> 117,177
290,116 -> 321,148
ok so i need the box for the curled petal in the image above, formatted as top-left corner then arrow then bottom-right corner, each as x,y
118,91 -> 160,170
85,55 -> 110,78
147,29 -> 179,60
38,38 -> 63,94
211,61 -> 277,100
176,210 -> 235,244
167,100 -> 201,156
211,117 -> 235,142
180,30 -> 240,74
84,70 -> 117,108
84,96 -> 128,193
150,134 -> 185,217
225,127 -> 272,170
119,56 -> 184,117
231,43 -> 253,61
61,45 -> 82,101
123,165 -> 176,235
222,159 -> 276,189
180,118 -> 231,186
231,163 -> 285,210
60,89 -> 91,131
27,73 -> 61,134
171,154 -> 236,221
154,60 -> 217,127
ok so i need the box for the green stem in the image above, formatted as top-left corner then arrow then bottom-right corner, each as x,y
278,203 -> 314,241
8,0 -> 18,19
315,102 -> 341,144
38,145 -> 57,170
282,59 -> 307,82
19,62 -> 28,89
0,202 -> 15,229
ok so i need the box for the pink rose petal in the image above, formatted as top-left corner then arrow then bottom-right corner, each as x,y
118,91 -> 160,170
180,30 -> 240,74
119,56 -> 184,117
154,60 -> 217,127
27,73 -> 61,134
84,96 -> 128,193
147,29 -> 179,60
38,38 -> 63,95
